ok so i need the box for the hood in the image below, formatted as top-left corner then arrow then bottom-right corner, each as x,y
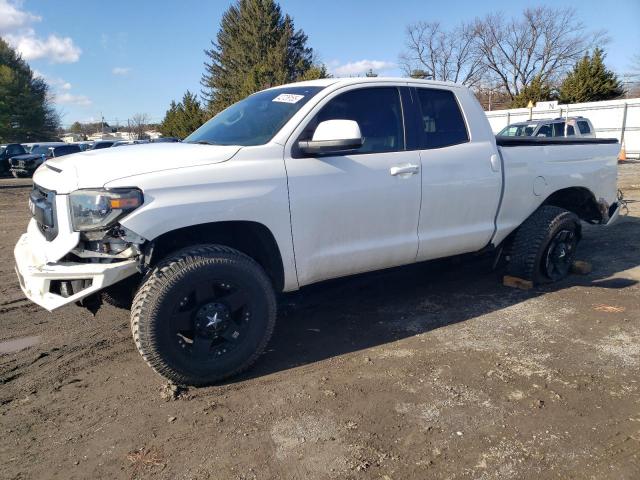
33,143 -> 241,193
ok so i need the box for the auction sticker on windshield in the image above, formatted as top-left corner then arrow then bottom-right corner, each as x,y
272,93 -> 304,104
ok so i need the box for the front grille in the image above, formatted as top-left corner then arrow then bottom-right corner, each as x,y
29,184 -> 58,241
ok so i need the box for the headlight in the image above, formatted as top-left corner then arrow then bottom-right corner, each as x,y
69,188 -> 143,231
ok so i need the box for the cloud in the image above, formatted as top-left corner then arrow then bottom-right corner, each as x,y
332,59 -> 396,76
6,30 -> 81,63
0,1 -> 81,63
0,0 -> 40,32
33,70 -> 72,90
112,67 -> 131,76
34,70 -> 91,107
55,92 -> 92,107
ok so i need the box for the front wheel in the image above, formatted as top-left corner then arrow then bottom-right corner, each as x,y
131,245 -> 276,386
507,206 -> 581,284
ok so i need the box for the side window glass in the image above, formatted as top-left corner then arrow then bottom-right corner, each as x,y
577,121 -> 591,134
7,145 -> 23,155
566,125 -> 575,136
552,122 -> 565,137
537,124 -> 552,137
415,88 -> 469,149
312,87 -> 405,154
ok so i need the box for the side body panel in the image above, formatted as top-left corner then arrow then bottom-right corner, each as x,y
411,86 -> 503,261
283,83 -> 422,286
107,144 -> 300,291
494,142 -> 619,245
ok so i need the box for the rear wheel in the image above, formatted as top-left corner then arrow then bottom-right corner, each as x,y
131,245 -> 276,386
508,206 -> 581,284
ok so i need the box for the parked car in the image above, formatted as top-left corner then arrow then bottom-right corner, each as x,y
14,78 -> 620,386
151,137 -> 181,143
497,117 -> 595,138
9,143 -> 81,177
0,143 -> 27,176
89,140 -> 116,150
76,142 -> 93,151
113,140 -> 150,147
21,142 -> 66,154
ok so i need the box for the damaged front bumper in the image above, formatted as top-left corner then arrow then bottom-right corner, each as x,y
14,229 -> 139,311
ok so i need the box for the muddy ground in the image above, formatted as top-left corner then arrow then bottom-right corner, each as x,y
1,163 -> 639,480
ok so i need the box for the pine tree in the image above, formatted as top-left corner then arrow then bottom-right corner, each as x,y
201,0 -> 325,114
559,48 -> 624,103
160,91 -> 207,139
0,37 -> 60,142
510,75 -> 555,108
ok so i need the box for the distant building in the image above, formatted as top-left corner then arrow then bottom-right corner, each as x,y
61,133 -> 85,143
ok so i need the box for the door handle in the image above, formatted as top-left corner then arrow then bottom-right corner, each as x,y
390,163 -> 420,176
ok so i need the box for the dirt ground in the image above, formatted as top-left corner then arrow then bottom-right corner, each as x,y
1,163 -> 639,480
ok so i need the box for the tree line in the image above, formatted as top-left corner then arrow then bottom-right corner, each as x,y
0,38 -> 60,143
400,7 -> 625,109
160,2 -> 628,138
159,0 -> 327,139
67,113 -> 154,141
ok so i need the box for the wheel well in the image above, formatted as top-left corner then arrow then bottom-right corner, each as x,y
148,221 -> 285,292
542,187 -> 603,223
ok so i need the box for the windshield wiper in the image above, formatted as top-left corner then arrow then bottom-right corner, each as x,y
187,140 -> 218,145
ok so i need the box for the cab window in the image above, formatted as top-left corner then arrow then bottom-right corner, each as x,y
305,87 -> 405,154
577,121 -> 591,134
414,88 -> 469,149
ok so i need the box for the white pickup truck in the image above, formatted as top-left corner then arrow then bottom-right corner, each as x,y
14,78 -> 620,386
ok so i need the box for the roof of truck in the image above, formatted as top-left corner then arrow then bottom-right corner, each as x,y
269,76 -> 461,90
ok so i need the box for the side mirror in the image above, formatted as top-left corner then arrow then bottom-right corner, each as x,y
298,119 -> 363,155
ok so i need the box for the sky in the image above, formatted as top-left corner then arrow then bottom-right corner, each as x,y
1,0 -> 639,127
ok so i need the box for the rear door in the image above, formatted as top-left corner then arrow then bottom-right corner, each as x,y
413,87 -> 502,261
284,85 -> 422,286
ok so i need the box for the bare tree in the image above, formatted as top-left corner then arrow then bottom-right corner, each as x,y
621,54 -> 640,98
127,113 -> 150,140
400,21 -> 484,87
473,7 -> 606,99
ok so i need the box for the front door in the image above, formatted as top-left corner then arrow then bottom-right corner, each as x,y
285,86 -> 422,286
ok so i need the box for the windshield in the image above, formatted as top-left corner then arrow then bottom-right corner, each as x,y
497,124 -> 537,137
185,86 -> 325,146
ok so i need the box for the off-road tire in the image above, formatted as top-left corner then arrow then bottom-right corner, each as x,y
507,206 -> 581,284
102,274 -> 141,310
130,245 -> 276,386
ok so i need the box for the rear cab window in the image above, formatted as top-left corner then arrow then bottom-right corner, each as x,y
414,88 -> 469,149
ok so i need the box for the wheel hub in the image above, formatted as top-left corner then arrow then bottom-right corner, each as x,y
544,229 -> 577,280
195,302 -> 230,338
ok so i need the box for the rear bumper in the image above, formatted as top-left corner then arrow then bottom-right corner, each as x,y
14,232 -> 138,311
